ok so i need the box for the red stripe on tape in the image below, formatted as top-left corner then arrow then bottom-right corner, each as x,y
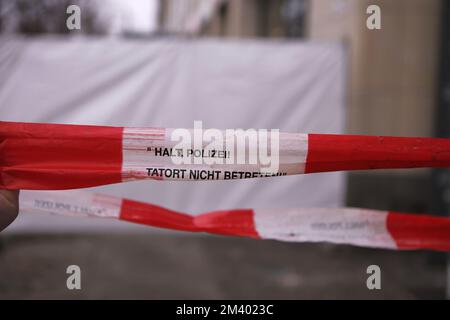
120,198 -> 258,238
120,199 -> 197,232
0,121 -> 123,190
386,211 -> 450,251
305,134 -> 450,173
194,209 -> 259,238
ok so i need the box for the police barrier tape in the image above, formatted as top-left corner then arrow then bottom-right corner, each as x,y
2,121 -> 450,190
19,190 -> 450,251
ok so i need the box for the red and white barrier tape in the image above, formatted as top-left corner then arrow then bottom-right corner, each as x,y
2,121 -> 450,190
19,190 -> 450,251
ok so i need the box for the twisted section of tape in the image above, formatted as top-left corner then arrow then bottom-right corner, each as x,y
2,121 -> 450,190
19,190 -> 450,251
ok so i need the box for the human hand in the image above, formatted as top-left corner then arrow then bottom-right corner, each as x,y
0,190 -> 19,232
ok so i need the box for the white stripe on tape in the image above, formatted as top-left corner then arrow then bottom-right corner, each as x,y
19,190 -> 121,219
254,208 -> 397,249
122,127 -> 308,181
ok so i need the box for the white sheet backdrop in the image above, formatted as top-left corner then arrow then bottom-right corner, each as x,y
0,36 -> 346,233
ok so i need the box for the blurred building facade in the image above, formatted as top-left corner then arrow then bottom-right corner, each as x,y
158,0 -> 443,213
159,0 -> 306,38
307,0 -> 442,213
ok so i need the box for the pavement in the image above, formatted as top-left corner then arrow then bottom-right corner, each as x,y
0,233 -> 447,299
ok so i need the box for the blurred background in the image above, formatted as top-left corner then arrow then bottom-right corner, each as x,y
0,0 -> 449,299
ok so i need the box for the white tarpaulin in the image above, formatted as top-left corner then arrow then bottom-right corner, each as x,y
0,36 -> 346,232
